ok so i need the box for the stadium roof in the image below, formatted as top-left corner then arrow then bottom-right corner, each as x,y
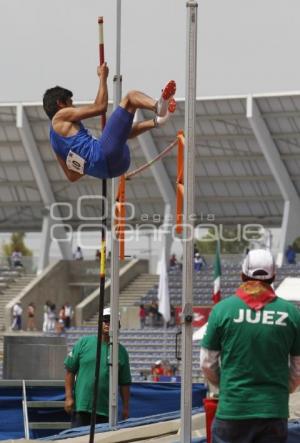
1,92 -> 300,232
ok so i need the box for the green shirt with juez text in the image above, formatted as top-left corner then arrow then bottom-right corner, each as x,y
202,295 -> 300,419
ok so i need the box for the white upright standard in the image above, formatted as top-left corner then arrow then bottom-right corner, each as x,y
180,1 -> 198,442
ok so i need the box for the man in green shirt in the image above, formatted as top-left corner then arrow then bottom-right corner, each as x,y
64,308 -> 131,427
200,248 -> 300,443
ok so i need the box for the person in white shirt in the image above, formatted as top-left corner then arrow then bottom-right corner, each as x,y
11,302 -> 23,330
11,250 -> 23,268
73,246 -> 83,261
64,302 -> 73,329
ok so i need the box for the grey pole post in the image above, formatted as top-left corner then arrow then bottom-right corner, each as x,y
180,2 -> 198,442
37,211 -> 52,274
109,0 -> 122,427
161,203 -> 172,359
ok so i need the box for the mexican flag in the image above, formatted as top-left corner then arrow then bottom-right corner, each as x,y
212,242 -> 222,304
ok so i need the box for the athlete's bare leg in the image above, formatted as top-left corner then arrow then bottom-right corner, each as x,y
120,90 -> 157,114
120,80 -> 176,117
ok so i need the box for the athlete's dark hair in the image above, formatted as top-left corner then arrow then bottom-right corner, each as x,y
43,86 -> 73,120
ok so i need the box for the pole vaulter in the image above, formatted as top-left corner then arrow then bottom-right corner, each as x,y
42,7 -> 178,437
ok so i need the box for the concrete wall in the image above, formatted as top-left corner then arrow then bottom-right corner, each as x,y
68,259 -> 109,283
5,260 -> 106,330
3,333 -> 67,379
120,306 -> 140,329
5,260 -> 70,331
75,259 -> 149,325
5,259 -> 148,330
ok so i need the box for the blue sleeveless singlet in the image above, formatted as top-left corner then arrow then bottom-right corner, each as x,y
49,106 -> 133,179
49,123 -> 109,179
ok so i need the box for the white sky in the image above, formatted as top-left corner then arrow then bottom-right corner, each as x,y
1,0 -> 300,102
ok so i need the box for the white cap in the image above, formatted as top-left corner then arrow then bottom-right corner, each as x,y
103,307 -> 111,316
103,307 -> 120,319
155,360 -> 162,365
242,249 -> 275,280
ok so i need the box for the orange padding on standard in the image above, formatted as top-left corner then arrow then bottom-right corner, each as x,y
115,175 -> 126,260
176,130 -> 184,234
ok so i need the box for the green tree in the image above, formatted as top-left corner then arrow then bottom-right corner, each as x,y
2,232 -> 32,257
292,237 -> 300,253
195,225 -> 262,255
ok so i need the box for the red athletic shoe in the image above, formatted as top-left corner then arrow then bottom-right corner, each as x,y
157,80 -> 177,117
155,98 -> 176,127
162,80 -> 176,100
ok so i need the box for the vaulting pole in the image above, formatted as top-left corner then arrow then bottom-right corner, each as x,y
176,130 -> 185,234
180,2 -> 198,442
89,16 -> 107,443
